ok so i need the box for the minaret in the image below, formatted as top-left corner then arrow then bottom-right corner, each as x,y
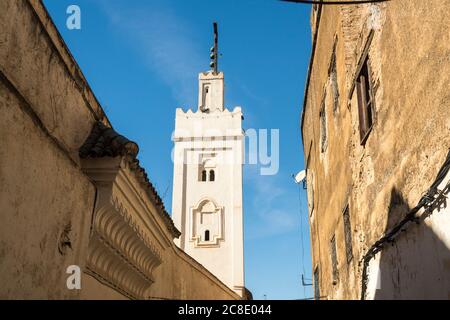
171,23 -> 245,297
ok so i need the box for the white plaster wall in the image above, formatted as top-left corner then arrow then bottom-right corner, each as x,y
172,72 -> 245,296
198,71 -> 224,112
366,172 -> 450,300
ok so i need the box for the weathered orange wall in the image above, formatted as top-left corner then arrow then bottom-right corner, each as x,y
302,1 -> 450,299
0,0 -> 239,300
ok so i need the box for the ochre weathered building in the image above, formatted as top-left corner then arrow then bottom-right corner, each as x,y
301,1 -> 450,299
0,0 -> 240,300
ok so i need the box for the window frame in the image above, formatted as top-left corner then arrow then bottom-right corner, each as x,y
319,99 -> 328,153
356,56 -> 375,145
329,38 -> 340,114
306,145 -> 315,218
343,204 -> 353,264
330,234 -> 339,285
314,266 -> 320,300
201,169 -> 207,182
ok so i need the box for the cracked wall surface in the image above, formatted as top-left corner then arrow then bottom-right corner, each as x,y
0,0 -> 240,300
302,0 -> 450,300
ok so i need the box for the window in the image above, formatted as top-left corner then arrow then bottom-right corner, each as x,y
306,152 -> 315,217
330,235 -> 339,284
201,85 -> 211,112
307,170 -> 314,217
320,101 -> 327,153
330,48 -> 339,114
204,230 -> 210,241
201,170 -> 207,182
343,205 -> 353,263
199,155 -> 216,182
356,57 -> 375,144
314,267 -> 320,300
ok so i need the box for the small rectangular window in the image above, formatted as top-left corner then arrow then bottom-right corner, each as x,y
306,153 -> 314,217
356,57 -> 375,144
314,267 -> 320,300
330,235 -> 339,284
331,58 -> 339,114
343,205 -> 353,263
307,170 -> 314,217
200,169 -> 207,182
320,102 -> 327,153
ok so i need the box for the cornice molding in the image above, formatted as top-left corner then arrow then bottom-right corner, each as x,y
81,157 -> 167,299
86,201 -> 162,299
119,156 -> 181,239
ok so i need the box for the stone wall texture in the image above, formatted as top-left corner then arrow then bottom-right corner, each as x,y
0,0 -> 239,300
302,1 -> 450,299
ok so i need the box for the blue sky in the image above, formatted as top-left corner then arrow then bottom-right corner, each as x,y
44,0 -> 313,300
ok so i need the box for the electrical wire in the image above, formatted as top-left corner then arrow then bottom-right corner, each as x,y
360,149 -> 450,299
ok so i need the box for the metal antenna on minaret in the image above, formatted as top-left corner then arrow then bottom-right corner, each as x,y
209,22 -> 219,74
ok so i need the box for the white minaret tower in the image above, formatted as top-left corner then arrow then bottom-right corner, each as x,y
171,23 -> 245,297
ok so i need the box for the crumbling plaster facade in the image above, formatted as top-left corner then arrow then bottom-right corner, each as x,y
0,0 -> 240,300
302,1 -> 450,299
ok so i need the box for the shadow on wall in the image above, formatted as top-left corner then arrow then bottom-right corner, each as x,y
373,188 -> 450,299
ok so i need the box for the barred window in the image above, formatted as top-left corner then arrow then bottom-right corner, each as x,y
356,56 -> 375,144
201,170 -> 207,182
307,170 -> 315,217
314,267 -> 320,300
330,235 -> 339,284
343,205 -> 353,263
320,101 -> 327,153
330,50 -> 340,114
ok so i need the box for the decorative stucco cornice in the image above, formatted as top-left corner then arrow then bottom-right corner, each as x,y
120,156 -> 181,238
85,201 -> 162,300
78,121 -> 183,299
80,121 -> 180,239
109,196 -> 163,264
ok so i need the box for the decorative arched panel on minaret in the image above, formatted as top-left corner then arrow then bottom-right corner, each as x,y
190,198 -> 224,247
